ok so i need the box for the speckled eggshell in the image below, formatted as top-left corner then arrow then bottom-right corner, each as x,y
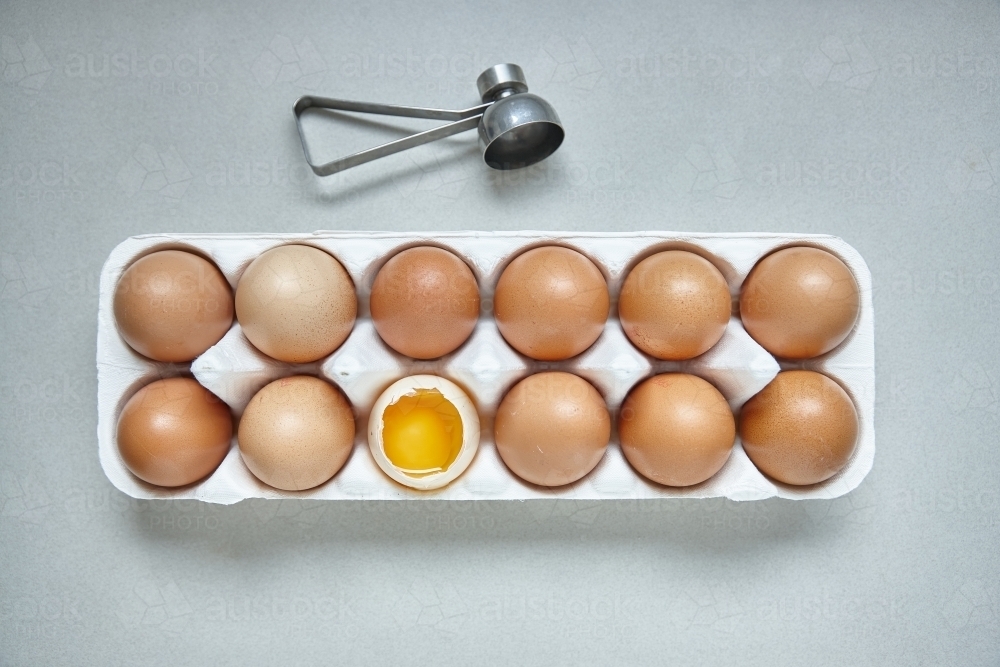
494,372 -> 611,487
113,250 -> 234,362
494,246 -> 610,361
619,250 -> 731,360
739,370 -> 859,486
116,377 -> 232,487
369,246 -> 481,359
619,373 -> 736,487
237,375 -> 355,491
739,246 -> 860,359
235,245 -> 357,363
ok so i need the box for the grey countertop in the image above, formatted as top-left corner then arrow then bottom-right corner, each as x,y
1,0 -> 998,664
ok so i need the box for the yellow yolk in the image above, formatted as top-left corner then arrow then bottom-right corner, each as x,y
381,389 -> 463,476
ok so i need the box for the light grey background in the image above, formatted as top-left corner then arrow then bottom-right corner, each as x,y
1,0 -> 998,664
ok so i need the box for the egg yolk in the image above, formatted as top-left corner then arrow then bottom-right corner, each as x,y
381,389 -> 463,476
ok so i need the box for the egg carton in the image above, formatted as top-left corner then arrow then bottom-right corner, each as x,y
96,231 -> 875,503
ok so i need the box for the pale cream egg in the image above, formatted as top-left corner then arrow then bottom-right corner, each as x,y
367,375 -> 480,491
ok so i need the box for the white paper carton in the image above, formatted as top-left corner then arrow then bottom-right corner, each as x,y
96,231 -> 874,503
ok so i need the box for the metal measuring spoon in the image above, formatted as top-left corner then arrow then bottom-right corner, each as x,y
293,64 -> 564,176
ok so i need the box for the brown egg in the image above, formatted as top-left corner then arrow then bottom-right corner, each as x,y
494,372 -> 611,487
113,250 -> 234,362
494,246 -> 610,360
370,246 -> 480,359
619,250 -> 731,360
740,370 -> 858,486
237,376 -> 355,491
235,245 -> 357,363
740,246 -> 860,359
116,377 -> 232,487
619,373 -> 735,487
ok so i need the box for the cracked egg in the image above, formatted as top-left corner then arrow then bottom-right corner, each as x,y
367,375 -> 480,490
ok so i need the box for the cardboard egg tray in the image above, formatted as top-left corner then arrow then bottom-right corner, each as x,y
96,231 -> 875,503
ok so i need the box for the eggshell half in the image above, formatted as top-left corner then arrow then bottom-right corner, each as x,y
367,375 -> 480,491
